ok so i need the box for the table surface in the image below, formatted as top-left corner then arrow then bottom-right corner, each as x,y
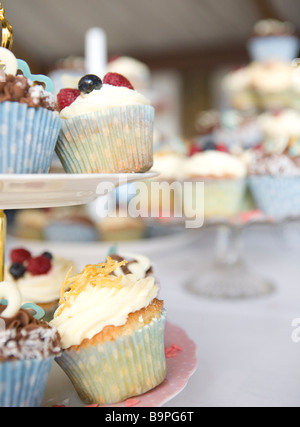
6,221 -> 300,408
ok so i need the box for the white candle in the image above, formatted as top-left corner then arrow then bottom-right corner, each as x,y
85,27 -> 107,78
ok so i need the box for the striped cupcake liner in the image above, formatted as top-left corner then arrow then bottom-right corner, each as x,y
55,310 -> 167,405
249,175 -> 300,219
0,102 -> 61,173
55,105 -> 154,173
0,357 -> 54,407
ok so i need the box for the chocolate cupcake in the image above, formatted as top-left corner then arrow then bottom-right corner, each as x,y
0,281 -> 61,406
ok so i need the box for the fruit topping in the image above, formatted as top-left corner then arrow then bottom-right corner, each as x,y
202,141 -> 216,151
57,88 -> 80,111
189,143 -> 202,156
215,143 -> 229,153
9,263 -> 26,279
10,248 -> 31,264
41,251 -> 53,260
27,256 -> 52,276
103,72 -> 134,90
78,74 -> 103,94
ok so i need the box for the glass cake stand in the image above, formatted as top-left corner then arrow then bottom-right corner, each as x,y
184,216 -> 275,299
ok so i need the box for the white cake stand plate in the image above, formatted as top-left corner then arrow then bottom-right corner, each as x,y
0,172 -> 158,209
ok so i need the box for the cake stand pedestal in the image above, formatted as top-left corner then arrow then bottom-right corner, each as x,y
185,220 -> 275,299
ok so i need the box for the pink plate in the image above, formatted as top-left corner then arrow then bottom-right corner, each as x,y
104,322 -> 197,408
48,322 -> 197,407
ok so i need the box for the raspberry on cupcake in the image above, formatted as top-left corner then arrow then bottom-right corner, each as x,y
5,247 -> 77,321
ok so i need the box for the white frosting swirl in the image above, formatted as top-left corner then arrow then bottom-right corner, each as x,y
60,84 -> 151,119
5,257 -> 77,304
50,274 -> 159,349
182,151 -> 247,178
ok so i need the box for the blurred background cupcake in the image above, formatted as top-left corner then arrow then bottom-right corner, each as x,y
96,213 -> 146,242
248,110 -> 300,219
182,150 -> 247,219
247,19 -> 300,63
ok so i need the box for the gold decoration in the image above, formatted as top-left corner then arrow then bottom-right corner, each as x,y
0,210 -> 6,281
0,3 -> 13,50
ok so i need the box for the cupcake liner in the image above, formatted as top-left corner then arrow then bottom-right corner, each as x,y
184,179 -> 247,218
0,357 -> 54,407
0,102 -> 61,173
55,310 -> 167,405
55,105 -> 154,173
249,175 -> 300,219
247,36 -> 300,62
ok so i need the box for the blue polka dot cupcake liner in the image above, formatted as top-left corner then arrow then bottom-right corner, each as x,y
249,175 -> 300,219
0,357 -> 54,407
0,102 -> 61,174
55,310 -> 167,405
55,105 -> 154,173
247,36 -> 300,62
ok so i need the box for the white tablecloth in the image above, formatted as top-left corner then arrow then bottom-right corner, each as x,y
6,222 -> 300,407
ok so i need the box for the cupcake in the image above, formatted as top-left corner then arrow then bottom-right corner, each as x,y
44,215 -> 99,243
0,281 -> 61,407
250,61 -> 296,110
97,214 -> 146,242
248,111 -> 300,219
50,257 -> 166,405
9,209 -> 49,241
55,72 -> 154,173
0,49 -> 61,173
182,150 -> 247,218
247,19 -> 300,63
5,247 -> 77,321
222,61 -> 298,112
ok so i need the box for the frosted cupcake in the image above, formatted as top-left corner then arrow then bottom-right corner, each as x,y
183,150 -> 247,218
247,19 -> 300,63
0,282 -> 61,407
56,72 -> 154,173
0,48 -> 61,173
97,215 -> 146,242
248,111 -> 300,219
5,247 -> 77,321
50,257 -> 166,405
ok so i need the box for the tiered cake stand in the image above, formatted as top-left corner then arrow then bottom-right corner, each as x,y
0,171 -> 198,408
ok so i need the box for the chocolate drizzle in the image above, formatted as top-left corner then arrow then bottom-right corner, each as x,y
110,254 -> 153,277
0,304 -> 61,361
